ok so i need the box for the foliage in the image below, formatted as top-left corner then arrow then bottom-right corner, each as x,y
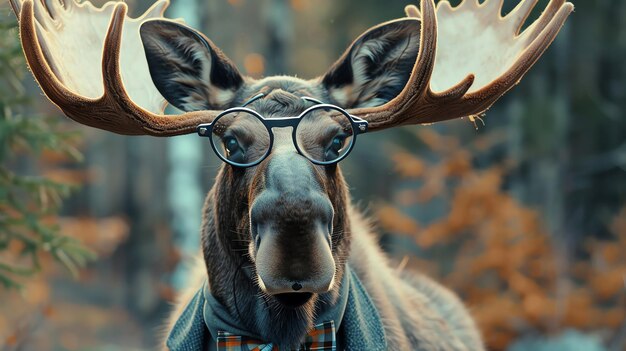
0,9 -> 94,290
379,128 -> 626,351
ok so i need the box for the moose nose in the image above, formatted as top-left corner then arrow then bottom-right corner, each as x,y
253,218 -> 336,295
250,152 -> 335,295
250,193 -> 335,294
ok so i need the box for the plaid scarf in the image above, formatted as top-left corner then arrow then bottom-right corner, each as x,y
216,320 -> 336,351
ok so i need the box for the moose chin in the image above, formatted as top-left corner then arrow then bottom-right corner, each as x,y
9,0 -> 573,349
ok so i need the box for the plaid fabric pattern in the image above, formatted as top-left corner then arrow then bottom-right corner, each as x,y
216,321 -> 336,351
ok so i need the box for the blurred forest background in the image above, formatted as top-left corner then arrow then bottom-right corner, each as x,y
0,0 -> 625,350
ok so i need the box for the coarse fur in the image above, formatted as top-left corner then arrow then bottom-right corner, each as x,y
141,17 -> 485,351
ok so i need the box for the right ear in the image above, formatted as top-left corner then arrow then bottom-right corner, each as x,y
140,20 -> 244,112
321,18 -> 421,109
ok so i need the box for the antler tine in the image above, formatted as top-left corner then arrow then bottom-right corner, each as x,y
401,0 -> 437,108
404,4 -> 421,19
431,74 -> 475,103
524,0 -> 566,41
101,3 -> 127,96
140,0 -> 170,19
348,0 -> 573,130
20,0 -> 88,107
17,0 -> 219,136
509,0 -> 539,34
482,0 -> 505,17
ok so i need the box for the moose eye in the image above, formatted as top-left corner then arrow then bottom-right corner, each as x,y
224,136 -> 240,154
332,135 -> 346,150
210,110 -> 270,167
329,135 -> 346,152
324,134 -> 348,161
222,135 -> 246,164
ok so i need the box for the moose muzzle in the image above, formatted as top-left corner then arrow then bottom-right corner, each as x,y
250,152 -> 336,299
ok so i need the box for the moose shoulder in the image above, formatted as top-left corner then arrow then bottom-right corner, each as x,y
10,0 -> 573,349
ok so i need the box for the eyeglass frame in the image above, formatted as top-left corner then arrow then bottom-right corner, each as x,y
196,95 -> 369,167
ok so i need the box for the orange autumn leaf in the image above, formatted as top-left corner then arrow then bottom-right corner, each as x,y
376,205 -> 420,236
244,53 -> 265,78
599,244 -> 622,265
443,150 -> 472,177
395,189 -> 419,206
391,152 -> 425,178
522,293 -> 556,324
603,309 -> 626,329
416,177 -> 444,203
58,217 -> 129,257
43,169 -> 98,184
415,222 -> 449,248
589,268 -> 626,301
509,271 -> 543,297
5,333 -> 18,346
416,129 -> 459,153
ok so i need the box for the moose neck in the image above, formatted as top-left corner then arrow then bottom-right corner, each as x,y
200,165 -> 352,348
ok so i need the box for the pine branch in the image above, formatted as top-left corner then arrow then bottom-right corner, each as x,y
0,7 -> 94,290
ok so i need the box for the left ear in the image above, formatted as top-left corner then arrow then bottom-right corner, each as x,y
321,18 -> 421,108
140,20 -> 244,112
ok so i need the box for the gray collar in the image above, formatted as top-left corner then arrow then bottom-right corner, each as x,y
202,268 -> 350,341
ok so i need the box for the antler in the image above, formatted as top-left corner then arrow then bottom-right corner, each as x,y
349,0 -> 574,131
11,0 -> 219,136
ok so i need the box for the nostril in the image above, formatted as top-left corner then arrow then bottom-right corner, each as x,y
251,221 -> 262,249
255,235 -> 261,250
292,282 -> 302,291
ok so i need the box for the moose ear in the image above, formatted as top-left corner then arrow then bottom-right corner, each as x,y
140,20 -> 244,112
321,18 -> 421,108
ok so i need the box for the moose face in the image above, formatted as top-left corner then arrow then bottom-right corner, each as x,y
210,78 -> 353,308
139,19 -> 421,308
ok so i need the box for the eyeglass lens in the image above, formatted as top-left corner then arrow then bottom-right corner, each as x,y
295,106 -> 355,164
210,110 -> 270,166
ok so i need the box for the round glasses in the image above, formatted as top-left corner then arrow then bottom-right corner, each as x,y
197,101 -> 368,167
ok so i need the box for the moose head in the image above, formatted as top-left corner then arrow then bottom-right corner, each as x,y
10,0 -> 573,348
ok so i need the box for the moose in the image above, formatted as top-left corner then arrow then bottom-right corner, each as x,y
10,0 -> 573,349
